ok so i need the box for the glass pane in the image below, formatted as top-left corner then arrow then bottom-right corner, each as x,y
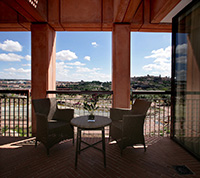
173,0 -> 200,159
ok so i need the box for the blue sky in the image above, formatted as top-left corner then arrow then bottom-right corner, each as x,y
0,31 -> 171,82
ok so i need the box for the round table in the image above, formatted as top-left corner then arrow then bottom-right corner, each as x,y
71,115 -> 112,168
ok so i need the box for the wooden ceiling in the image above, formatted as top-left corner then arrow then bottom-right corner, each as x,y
0,0 -> 181,32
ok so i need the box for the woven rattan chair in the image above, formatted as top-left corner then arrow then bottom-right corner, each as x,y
32,98 -> 74,155
110,99 -> 151,154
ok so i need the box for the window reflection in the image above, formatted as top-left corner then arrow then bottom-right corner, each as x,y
173,0 -> 200,159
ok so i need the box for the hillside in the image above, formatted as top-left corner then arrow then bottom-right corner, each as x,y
0,75 -> 171,91
57,75 -> 171,91
131,75 -> 171,91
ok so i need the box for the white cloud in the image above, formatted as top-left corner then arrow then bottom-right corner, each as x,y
4,67 -> 31,73
0,53 -> 23,62
143,46 -> 171,77
91,42 -> 98,47
57,62 -> 72,69
145,46 -> 171,59
76,67 -> 100,73
176,43 -> 187,55
4,67 -> 16,72
25,55 -> 31,61
66,61 -> 85,66
0,67 -> 31,79
56,63 -> 110,82
22,64 -> 31,67
176,56 -> 187,64
0,40 -> 22,52
143,62 -> 170,73
176,70 -> 187,81
71,72 -> 110,82
56,50 -> 78,61
153,57 -> 170,63
84,56 -> 91,61
17,68 -> 31,73
143,64 -> 159,71
56,62 -> 71,81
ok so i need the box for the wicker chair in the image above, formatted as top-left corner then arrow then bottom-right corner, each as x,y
110,99 -> 151,154
32,98 -> 74,155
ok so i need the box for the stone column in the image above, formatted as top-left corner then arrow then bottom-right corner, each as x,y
112,23 -> 131,108
31,23 -> 56,135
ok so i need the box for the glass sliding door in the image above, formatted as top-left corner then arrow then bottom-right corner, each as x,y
172,0 -> 200,159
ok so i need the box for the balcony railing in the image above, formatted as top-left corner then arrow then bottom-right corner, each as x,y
47,90 -> 171,137
0,89 -> 30,137
0,89 -> 171,138
47,90 -> 113,137
47,90 -> 113,117
132,90 -> 171,137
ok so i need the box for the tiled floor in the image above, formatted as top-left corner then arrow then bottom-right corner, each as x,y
0,136 -> 200,178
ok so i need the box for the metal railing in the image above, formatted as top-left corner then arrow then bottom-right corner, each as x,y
47,90 -> 171,137
132,90 -> 171,137
47,90 -> 113,137
47,90 -> 113,117
174,91 -> 200,138
0,90 -> 30,137
0,89 -> 171,138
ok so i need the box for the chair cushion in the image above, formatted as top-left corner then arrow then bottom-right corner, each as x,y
111,120 -> 123,140
32,98 -> 57,121
48,120 -> 68,130
48,120 -> 73,136
111,120 -> 123,130
110,108 -> 132,121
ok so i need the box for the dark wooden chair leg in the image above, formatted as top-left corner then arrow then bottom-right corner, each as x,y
102,128 -> 106,168
79,129 -> 81,154
144,142 -> 146,152
35,139 -> 37,148
75,128 -> 80,169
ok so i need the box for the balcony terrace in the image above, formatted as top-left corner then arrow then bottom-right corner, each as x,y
0,0 -> 200,177
0,89 -> 200,177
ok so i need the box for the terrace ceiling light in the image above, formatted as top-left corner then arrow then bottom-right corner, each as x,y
28,0 -> 38,8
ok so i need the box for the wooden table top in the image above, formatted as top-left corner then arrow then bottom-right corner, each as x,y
71,115 -> 112,129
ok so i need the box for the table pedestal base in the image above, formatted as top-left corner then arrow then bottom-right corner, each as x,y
75,127 -> 106,169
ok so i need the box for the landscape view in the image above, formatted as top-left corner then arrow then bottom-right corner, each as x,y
0,31 -> 172,138
0,75 -> 171,138
0,75 -> 171,91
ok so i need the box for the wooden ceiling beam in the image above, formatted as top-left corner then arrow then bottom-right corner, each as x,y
123,0 -> 142,22
0,0 -> 176,32
139,23 -> 172,32
16,0 -> 47,22
0,1 -> 30,31
151,0 -> 181,23
2,0 -> 47,22
113,0 -> 142,23
2,0 -> 36,22
113,0 -> 129,22
143,0 -> 150,24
